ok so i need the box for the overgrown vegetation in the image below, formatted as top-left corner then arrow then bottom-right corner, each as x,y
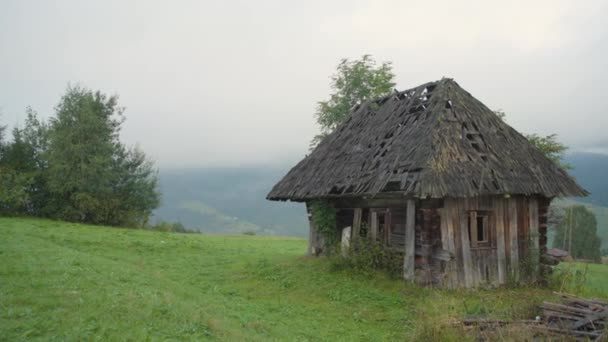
147,220 -> 195,233
2,218 -> 606,341
309,200 -> 338,248
330,238 -> 403,278
0,86 -> 160,227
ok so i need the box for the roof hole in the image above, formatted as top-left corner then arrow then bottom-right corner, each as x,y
445,100 -> 453,109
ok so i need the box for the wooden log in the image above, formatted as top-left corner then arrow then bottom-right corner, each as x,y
529,199 -> 540,281
370,211 -> 378,241
306,203 -> 314,256
352,208 -> 362,241
571,308 -> 608,330
530,326 -> 602,339
508,198 -> 519,282
495,198 -> 507,284
404,199 -> 415,282
459,201 -> 475,287
469,211 -> 478,248
440,208 -> 449,251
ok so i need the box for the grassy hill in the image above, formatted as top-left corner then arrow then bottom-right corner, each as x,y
1,218 -> 607,341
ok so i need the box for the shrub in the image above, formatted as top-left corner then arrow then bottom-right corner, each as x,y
330,238 -> 402,278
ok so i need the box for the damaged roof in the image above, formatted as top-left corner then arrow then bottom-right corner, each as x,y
267,78 -> 587,201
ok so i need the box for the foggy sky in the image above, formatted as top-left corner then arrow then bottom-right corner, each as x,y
1,0 -> 607,167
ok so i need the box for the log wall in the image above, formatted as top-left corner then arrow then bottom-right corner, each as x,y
317,194 -> 547,288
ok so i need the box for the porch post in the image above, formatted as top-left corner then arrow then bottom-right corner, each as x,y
404,199 -> 416,282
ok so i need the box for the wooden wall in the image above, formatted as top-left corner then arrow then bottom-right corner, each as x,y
310,195 -> 547,288
438,196 -> 543,288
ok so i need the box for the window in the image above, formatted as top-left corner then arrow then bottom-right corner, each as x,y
468,211 -> 492,248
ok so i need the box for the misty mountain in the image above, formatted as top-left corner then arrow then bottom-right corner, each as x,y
153,152 -> 608,238
566,152 -> 608,207
153,167 -> 308,236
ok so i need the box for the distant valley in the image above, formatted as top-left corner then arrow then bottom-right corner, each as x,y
153,152 -> 608,245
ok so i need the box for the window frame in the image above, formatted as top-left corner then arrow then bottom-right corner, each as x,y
467,210 -> 494,249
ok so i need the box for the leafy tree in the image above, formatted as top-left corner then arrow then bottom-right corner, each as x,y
525,134 -> 571,170
1,109 -> 50,215
312,55 -> 395,147
495,110 -> 570,170
0,117 -> 33,214
45,85 -> 159,226
553,205 -> 601,262
106,145 -> 160,227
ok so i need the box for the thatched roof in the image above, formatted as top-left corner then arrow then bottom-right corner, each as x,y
268,78 -> 587,202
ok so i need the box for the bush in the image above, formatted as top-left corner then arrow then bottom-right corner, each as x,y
330,238 -> 402,278
148,220 -> 194,234
548,263 -> 588,294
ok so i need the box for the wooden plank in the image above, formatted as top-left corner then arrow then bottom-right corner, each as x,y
385,210 -> 392,246
508,198 -> 519,282
459,200 -> 475,287
448,199 -> 463,286
306,203 -> 314,256
404,199 -> 416,282
440,208 -> 449,251
495,198 -> 507,284
352,208 -> 362,241
370,211 -> 378,241
469,211 -> 478,248
529,198 -> 539,281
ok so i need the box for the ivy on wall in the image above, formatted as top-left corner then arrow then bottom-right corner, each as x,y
310,200 -> 338,248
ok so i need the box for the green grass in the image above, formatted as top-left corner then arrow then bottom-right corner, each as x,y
1,218 -> 607,341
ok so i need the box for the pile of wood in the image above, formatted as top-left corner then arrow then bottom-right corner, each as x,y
463,293 -> 607,341
541,293 -> 607,340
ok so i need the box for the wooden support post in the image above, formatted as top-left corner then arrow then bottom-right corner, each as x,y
404,200 -> 416,282
306,202 -> 316,256
469,211 -> 478,248
459,202 -> 475,287
495,199 -> 507,284
508,198 -> 519,282
529,198 -> 540,281
352,208 -> 362,241
370,211 -> 378,241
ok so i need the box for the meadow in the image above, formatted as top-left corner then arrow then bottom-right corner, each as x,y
1,218 -> 607,341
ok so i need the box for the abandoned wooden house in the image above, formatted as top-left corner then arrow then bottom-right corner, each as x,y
267,78 -> 587,288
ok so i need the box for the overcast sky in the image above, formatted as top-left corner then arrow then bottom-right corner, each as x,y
1,0 -> 607,168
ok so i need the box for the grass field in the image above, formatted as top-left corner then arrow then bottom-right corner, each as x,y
1,218 -> 607,341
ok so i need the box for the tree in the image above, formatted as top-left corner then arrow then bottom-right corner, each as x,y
1,108 -> 50,215
494,110 -> 571,170
45,85 -> 159,226
0,116 -> 34,214
553,205 -> 601,262
312,55 -> 395,147
525,134 -> 571,170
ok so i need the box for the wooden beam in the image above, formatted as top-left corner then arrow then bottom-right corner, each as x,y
459,201 -> 475,287
404,199 -> 416,282
352,208 -> 362,241
508,198 -> 519,282
306,203 -> 313,256
440,208 -> 449,251
370,211 -> 378,241
444,203 -> 458,287
529,198 -> 540,281
469,211 -> 478,248
495,198 -> 507,284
